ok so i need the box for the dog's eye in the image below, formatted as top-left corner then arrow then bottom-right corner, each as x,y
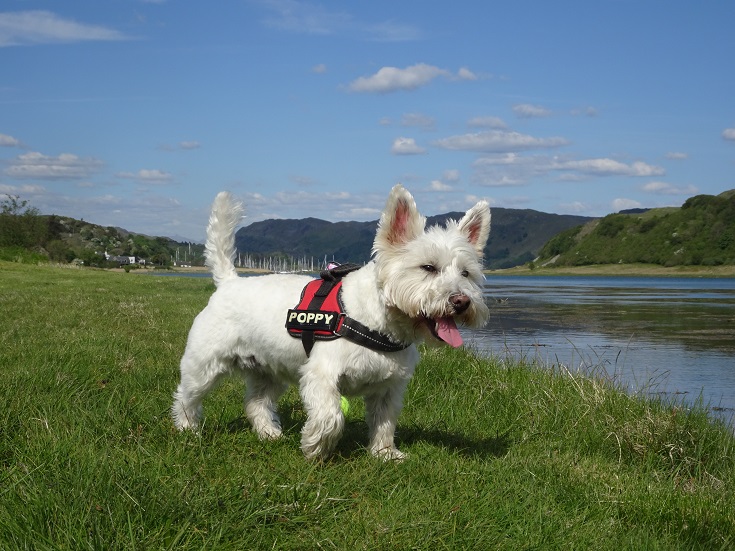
461,269 -> 469,278
421,264 -> 437,274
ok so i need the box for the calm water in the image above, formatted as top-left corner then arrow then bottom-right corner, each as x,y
469,276 -> 735,425
152,271 -> 735,424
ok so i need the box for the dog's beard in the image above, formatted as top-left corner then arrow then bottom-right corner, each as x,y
379,251 -> 490,348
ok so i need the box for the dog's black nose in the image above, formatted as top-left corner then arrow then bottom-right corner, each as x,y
450,294 -> 470,314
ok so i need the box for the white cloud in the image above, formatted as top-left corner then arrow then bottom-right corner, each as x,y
475,174 -> 526,187
348,63 -> 450,93
260,0 -> 351,35
723,128 -> 735,141
0,11 -> 129,47
0,183 -> 46,196
474,153 -> 534,167
289,174 -> 318,187
456,67 -> 478,81
442,169 -> 460,182
612,198 -> 642,211
429,180 -> 452,191
391,137 -> 426,155
5,151 -> 103,179
512,103 -> 551,118
325,191 -> 351,200
347,207 -> 382,217
641,181 -> 698,195
401,113 -> 435,130
346,63 -> 480,93
559,201 -> 591,213
553,158 -> 664,177
312,63 -> 327,74
0,185 -> 202,239
260,1 -> 421,42
433,130 -> 568,153
665,152 -> 689,160
467,116 -> 507,129
117,169 -> 174,183
241,188 -> 385,222
471,154 -> 543,186
470,153 -> 667,188
0,133 -> 21,147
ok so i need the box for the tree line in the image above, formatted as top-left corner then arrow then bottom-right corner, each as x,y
0,195 -> 204,267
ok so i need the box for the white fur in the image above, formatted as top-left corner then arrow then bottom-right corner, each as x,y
172,184 -> 491,461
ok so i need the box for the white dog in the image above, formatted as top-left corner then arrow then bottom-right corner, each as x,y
172,184 -> 491,460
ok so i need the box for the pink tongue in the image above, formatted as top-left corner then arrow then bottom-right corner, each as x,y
436,317 -> 463,348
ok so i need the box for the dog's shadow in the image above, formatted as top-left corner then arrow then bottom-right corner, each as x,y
227,410 -> 511,461
395,423 -> 511,459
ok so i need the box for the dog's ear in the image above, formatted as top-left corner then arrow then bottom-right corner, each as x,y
458,201 -> 491,256
374,184 -> 426,251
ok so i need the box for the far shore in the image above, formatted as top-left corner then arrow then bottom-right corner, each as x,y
109,265 -> 277,275
487,263 -> 735,278
103,262 -> 735,278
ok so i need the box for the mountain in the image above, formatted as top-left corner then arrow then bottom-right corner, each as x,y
235,208 -> 593,270
537,190 -> 735,267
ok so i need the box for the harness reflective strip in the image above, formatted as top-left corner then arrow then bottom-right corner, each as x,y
336,318 -> 410,353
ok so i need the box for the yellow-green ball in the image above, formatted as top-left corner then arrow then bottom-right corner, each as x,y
340,396 -> 350,415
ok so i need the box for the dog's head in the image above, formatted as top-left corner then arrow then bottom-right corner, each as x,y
372,184 -> 491,347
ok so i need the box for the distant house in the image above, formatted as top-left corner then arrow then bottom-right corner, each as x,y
104,251 -> 139,265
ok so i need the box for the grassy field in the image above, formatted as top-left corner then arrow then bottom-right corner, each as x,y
1,261 -> 734,549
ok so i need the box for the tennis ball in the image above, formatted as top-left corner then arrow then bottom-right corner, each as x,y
340,396 -> 350,415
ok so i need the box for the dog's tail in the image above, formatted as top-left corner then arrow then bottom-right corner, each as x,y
205,191 -> 244,287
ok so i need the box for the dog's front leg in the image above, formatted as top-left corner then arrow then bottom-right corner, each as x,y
298,369 -> 344,461
364,379 -> 409,461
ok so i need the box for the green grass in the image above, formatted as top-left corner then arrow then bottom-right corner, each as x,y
1,261 -> 734,549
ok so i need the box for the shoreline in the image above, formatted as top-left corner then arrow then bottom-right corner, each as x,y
108,265 -> 272,275
94,262 -> 735,278
486,263 -> 735,278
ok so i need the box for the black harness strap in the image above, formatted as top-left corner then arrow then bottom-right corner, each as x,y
336,317 -> 410,353
320,262 -> 363,282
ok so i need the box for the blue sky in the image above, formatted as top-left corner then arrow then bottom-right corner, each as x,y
1,1 -> 734,241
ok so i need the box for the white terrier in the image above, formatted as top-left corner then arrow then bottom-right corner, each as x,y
172,184 -> 491,460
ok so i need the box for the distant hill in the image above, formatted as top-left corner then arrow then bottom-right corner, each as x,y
235,208 -> 593,270
0,197 -> 204,267
537,190 -> 735,267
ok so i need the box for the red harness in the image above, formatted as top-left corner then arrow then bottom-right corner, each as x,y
285,264 -> 409,357
286,278 -> 346,342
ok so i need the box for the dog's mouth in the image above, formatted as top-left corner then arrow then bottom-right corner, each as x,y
424,316 -> 463,348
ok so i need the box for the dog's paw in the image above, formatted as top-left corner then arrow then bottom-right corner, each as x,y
171,403 -> 201,432
371,446 -> 407,462
302,444 -> 331,462
254,424 -> 283,440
